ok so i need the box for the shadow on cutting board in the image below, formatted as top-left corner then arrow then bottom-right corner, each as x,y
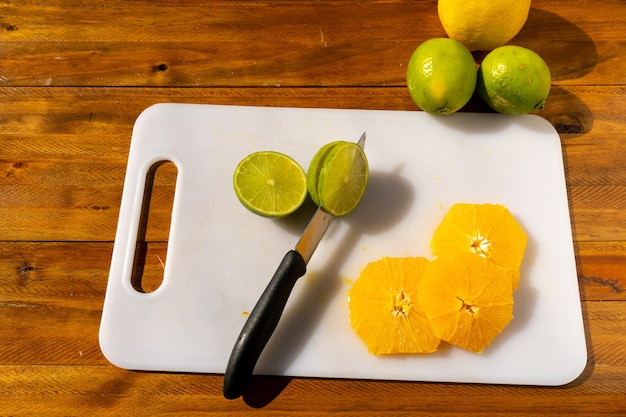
240,167 -> 415,406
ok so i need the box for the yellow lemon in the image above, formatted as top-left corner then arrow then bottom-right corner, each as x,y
438,0 -> 531,52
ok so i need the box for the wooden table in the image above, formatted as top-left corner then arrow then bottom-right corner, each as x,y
1,1 -> 625,415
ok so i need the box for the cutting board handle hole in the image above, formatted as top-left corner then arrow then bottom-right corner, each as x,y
130,160 -> 178,293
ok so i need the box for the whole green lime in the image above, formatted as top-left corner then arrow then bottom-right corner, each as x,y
406,38 -> 477,115
477,45 -> 551,115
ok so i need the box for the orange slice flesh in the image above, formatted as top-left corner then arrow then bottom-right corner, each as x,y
430,203 -> 527,289
418,253 -> 514,353
349,257 -> 440,355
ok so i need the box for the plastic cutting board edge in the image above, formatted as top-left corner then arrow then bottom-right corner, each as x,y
99,103 -> 587,386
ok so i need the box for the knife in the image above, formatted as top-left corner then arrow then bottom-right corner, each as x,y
222,132 -> 366,400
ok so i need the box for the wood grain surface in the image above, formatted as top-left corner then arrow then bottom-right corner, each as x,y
1,0 -> 625,415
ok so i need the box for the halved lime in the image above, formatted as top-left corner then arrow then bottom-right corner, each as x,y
233,151 -> 307,217
309,141 -> 369,217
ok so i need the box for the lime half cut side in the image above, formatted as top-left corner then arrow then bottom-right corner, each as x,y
233,151 -> 308,217
317,141 -> 369,217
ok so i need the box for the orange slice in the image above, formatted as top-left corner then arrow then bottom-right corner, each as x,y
348,257 -> 440,355
418,253 -> 514,353
430,203 -> 527,289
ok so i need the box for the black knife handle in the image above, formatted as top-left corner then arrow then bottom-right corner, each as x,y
223,250 -> 307,400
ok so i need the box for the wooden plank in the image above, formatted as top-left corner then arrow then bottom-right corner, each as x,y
2,1 -> 624,87
0,241 -> 167,300
1,86 -> 626,242
576,242 -> 626,301
0,360 -> 623,415
0,242 -> 112,303
4,240 -> 620,305
0,0 -> 623,415
1,85 -> 623,138
0,241 -> 623,365
570,186 -> 626,242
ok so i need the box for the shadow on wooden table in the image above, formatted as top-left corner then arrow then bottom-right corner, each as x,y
562,294 -> 595,388
544,87 -> 594,135
513,7 -> 599,82
243,375 -> 292,408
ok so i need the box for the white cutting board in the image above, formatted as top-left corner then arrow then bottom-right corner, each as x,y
99,103 -> 587,386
